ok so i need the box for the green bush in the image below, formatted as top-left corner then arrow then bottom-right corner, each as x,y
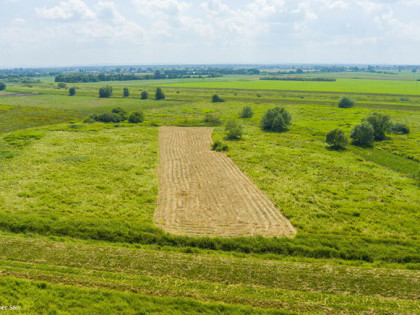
363,112 -> 392,141
350,122 -> 374,146
141,91 -> 148,99
326,128 -> 348,149
95,113 -> 122,123
99,86 -> 113,98
392,123 -> 410,134
155,87 -> 165,100
212,94 -> 225,102
203,113 -> 222,125
338,96 -> 354,108
57,82 -> 67,89
68,87 -> 76,96
128,111 -> 145,123
225,120 -> 243,140
111,107 -> 128,120
260,107 -> 291,132
240,106 -> 253,118
0,82 -> 5,91
211,140 -> 228,152
123,87 -> 129,97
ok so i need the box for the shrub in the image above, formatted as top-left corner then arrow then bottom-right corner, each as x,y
260,107 -> 291,132
225,120 -> 243,140
240,106 -> 253,118
111,107 -> 128,120
57,82 -> 67,89
203,113 -> 222,125
212,94 -> 225,102
95,113 -> 122,123
211,140 -> 228,152
123,87 -> 129,97
391,123 -> 410,134
363,112 -> 392,141
350,122 -> 374,146
338,96 -> 354,108
83,118 -> 95,124
68,87 -> 76,96
99,86 -> 113,98
326,128 -> 348,149
0,82 -> 5,91
155,87 -> 165,100
128,111 -> 145,123
141,91 -> 148,99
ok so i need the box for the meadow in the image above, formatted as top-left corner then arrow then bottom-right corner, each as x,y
0,73 -> 419,313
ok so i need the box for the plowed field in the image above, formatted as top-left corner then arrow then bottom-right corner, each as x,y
154,126 -> 296,237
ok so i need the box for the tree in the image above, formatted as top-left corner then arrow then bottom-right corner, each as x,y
260,107 -> 291,132
128,111 -> 145,123
141,91 -> 148,99
153,70 -> 163,79
240,106 -> 253,118
99,86 -> 113,98
363,112 -> 392,141
271,114 -> 287,132
123,87 -> 129,97
68,87 -> 76,96
111,107 -> 128,120
0,82 -> 6,91
155,87 -> 165,100
350,122 -> 374,146
95,113 -> 122,123
391,123 -> 410,134
225,120 -> 243,140
326,128 -> 348,149
211,140 -> 228,152
57,82 -> 67,89
338,96 -> 354,108
212,94 -> 225,102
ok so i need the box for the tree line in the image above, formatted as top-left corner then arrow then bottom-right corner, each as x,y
55,68 -> 261,83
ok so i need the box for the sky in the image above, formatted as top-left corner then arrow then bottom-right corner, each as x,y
1,0 -> 419,67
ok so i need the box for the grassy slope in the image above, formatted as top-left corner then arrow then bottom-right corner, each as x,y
0,235 -> 418,314
0,278 -> 282,315
0,125 -> 158,237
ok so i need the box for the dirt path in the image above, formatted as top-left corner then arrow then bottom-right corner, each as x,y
154,126 -> 296,237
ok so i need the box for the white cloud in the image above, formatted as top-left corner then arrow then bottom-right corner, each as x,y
1,0 -> 420,66
131,0 -> 190,16
10,18 -> 26,26
36,0 -> 95,20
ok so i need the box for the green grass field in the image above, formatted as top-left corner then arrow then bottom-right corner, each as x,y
161,78 -> 420,95
0,74 -> 419,313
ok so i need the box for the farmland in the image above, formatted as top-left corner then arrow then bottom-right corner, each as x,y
0,73 -> 419,313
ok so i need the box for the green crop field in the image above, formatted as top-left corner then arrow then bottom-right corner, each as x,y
161,77 -> 420,95
0,74 -> 419,313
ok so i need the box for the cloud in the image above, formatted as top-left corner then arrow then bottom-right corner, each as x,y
1,0 -> 420,66
36,0 -> 95,20
131,0 -> 190,16
34,0 -> 143,44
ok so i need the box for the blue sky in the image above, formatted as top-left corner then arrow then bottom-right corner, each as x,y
1,0 -> 419,67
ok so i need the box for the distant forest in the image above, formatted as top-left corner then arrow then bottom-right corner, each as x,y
55,68 -> 261,83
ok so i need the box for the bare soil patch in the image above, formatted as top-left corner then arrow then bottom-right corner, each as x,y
155,126 -> 296,237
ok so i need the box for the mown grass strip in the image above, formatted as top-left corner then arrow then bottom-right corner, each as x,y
0,236 -> 418,301
0,277 -> 285,315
